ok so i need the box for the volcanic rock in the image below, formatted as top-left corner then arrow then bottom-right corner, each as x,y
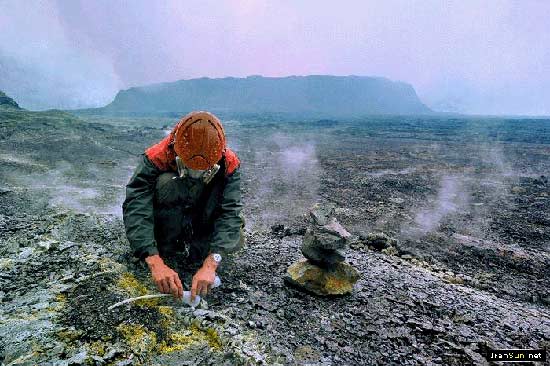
300,203 -> 351,267
3,105 -> 548,365
301,240 -> 345,267
309,202 -> 336,226
270,223 -> 292,238
284,259 -> 359,296
287,202 -> 359,295
303,227 -> 346,250
354,232 -> 398,251
321,217 -> 351,239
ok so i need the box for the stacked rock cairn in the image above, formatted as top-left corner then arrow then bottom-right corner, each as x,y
285,202 -> 359,296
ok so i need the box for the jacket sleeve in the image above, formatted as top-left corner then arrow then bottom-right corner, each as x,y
209,167 -> 244,254
122,154 -> 161,259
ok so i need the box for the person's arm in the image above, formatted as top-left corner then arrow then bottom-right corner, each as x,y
145,254 -> 183,299
191,253 -> 220,301
209,166 -> 244,254
191,167 -> 244,300
122,154 -> 160,259
122,154 -> 183,298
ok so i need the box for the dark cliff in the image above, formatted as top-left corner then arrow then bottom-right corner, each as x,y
0,90 -> 21,110
84,75 -> 431,117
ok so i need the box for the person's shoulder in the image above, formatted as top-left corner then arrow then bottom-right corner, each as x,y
145,134 -> 176,171
224,147 -> 240,176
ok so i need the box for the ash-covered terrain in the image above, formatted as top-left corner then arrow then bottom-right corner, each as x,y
1,102 -> 549,365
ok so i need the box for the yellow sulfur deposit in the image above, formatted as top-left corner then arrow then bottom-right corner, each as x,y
156,324 -> 222,354
117,323 -> 158,354
87,341 -> 106,357
117,273 -> 148,296
116,272 -> 159,307
325,275 -> 352,293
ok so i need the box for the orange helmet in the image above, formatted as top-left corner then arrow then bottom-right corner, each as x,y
173,111 -> 226,170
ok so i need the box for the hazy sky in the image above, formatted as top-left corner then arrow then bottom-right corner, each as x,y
1,0 -> 549,115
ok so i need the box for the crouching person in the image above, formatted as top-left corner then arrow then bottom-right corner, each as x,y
122,111 -> 245,302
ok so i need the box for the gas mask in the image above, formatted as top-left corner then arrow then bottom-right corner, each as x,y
175,156 -> 220,184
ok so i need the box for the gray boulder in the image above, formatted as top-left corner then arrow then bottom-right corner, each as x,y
300,204 -> 351,267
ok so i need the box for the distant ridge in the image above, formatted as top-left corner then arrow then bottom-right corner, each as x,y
77,75 -> 431,117
0,90 -> 21,110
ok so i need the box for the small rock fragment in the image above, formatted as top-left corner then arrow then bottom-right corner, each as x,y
67,350 -> 88,365
18,247 -> 34,259
294,345 -> 321,363
320,218 -> 351,239
359,232 -> 397,250
309,202 -> 335,226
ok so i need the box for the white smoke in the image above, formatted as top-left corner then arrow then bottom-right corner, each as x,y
480,143 -> 516,178
4,156 -> 130,216
243,131 -> 321,229
0,2 -> 120,110
406,174 -> 471,236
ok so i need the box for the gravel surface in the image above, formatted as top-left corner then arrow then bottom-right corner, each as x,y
0,110 -> 549,365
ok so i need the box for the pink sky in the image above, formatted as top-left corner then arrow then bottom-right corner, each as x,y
1,0 -> 549,114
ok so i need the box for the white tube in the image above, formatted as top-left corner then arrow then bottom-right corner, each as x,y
181,275 -> 221,307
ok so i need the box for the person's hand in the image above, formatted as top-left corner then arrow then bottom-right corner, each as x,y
191,254 -> 219,301
145,254 -> 183,299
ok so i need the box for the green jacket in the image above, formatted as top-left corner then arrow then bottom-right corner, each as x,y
122,153 -> 244,259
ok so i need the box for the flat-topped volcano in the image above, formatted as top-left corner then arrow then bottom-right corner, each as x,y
79,75 -> 431,117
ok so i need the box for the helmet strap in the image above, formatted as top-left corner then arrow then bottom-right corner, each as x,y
175,156 -> 188,179
202,164 -> 220,184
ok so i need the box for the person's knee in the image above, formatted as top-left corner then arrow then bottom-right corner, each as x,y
239,227 -> 246,248
155,172 -> 180,205
225,227 -> 246,256
237,212 -> 246,248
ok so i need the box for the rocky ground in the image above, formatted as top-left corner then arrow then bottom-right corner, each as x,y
0,109 -> 549,365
